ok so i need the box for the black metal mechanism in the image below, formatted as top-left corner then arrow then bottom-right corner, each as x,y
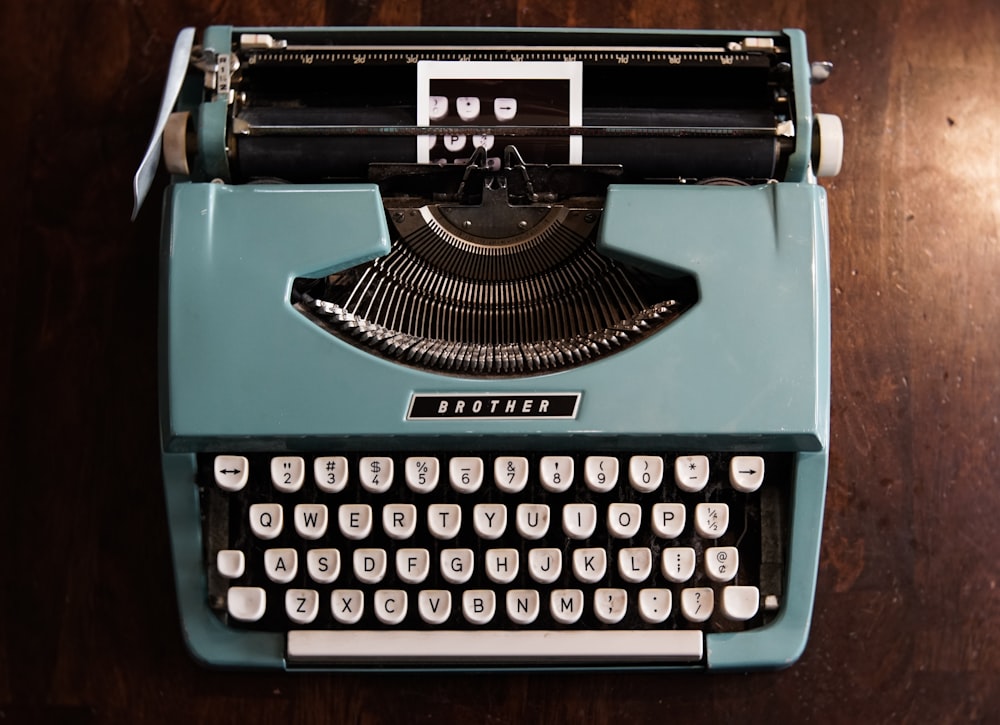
292,147 -> 699,376
242,32 -> 795,376
227,33 -> 796,184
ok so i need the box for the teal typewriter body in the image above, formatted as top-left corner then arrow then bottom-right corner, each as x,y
141,25 -> 840,670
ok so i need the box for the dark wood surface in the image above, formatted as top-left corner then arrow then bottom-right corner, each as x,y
4,0 -> 999,722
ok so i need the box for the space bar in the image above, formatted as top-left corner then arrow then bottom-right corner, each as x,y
286,629 -> 704,664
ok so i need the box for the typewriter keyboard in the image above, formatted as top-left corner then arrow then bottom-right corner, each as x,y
199,451 -> 790,664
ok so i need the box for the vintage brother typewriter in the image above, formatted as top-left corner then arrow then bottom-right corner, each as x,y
135,25 -> 842,669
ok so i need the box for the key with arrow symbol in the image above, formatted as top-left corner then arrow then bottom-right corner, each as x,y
214,455 -> 249,491
730,456 -> 764,492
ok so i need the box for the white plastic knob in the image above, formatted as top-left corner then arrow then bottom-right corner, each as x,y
813,113 -> 844,177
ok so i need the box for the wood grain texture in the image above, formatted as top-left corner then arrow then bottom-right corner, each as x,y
2,0 -> 999,722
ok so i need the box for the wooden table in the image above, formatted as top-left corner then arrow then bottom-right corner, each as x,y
3,0 -> 998,721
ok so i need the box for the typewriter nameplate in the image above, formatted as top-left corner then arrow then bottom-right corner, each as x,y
407,393 -> 581,420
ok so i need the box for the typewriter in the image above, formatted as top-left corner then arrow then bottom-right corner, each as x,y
135,26 -> 842,670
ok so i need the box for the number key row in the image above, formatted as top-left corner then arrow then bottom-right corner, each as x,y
214,455 -> 764,495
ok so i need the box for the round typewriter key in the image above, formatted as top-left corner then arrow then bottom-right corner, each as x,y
353,548 -> 387,585
404,457 -> 439,492
493,97 -> 517,122
360,457 -> 393,493
396,548 -> 430,584
607,503 -> 641,539
584,456 -> 618,492
271,456 -> 305,492
473,503 -> 508,539
314,456 -> 348,493
264,548 -> 298,583
550,589 -> 584,625
462,590 -> 496,625
418,590 -> 452,625
527,548 -> 562,584
485,548 -> 519,584
214,455 -> 248,491
515,503 -> 550,539
428,504 -> 462,539
638,588 -> 672,624
662,547 -> 696,583
540,456 -> 574,492
285,589 -> 319,625
440,548 -> 474,584
249,503 -> 283,540
306,549 -> 340,584
227,587 -> 266,622
456,96 -> 481,121
572,548 -> 607,583
594,588 -> 628,624
674,455 -> 709,492
506,590 -> 540,625
331,589 -> 364,625
338,504 -> 373,540
694,503 -> 729,539
374,590 -> 408,625
651,503 -> 685,539
617,547 -> 653,583
216,550 -> 245,579
562,503 -> 597,539
628,455 -> 663,493
383,503 -> 418,540
449,457 -> 484,493
494,457 -> 528,493
721,586 -> 760,621
680,587 -> 714,623
730,456 -> 764,492
428,95 -> 448,120
704,546 -> 739,583
294,504 -> 329,540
